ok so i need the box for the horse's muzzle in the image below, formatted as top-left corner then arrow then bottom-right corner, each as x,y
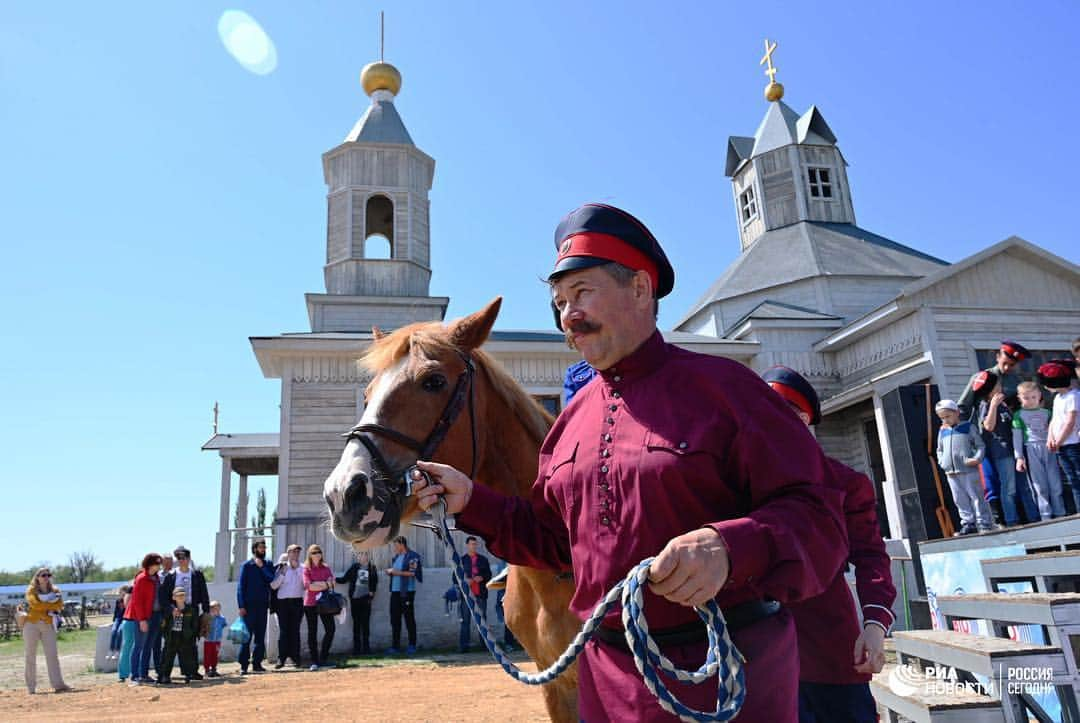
326,470 -> 396,544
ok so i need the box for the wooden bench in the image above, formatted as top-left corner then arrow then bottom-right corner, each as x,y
937,592 -> 1080,630
871,664 -> 1005,722
0,606 -> 16,639
894,629 -> 1076,722
981,551 -> 1080,594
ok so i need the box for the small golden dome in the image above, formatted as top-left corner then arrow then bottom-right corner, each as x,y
360,61 -> 402,96
764,81 -> 784,102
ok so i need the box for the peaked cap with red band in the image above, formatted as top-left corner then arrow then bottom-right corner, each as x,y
999,340 -> 1031,361
762,365 -> 821,425
549,203 -> 675,298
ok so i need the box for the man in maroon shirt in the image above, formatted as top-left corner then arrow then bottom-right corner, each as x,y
413,203 -> 848,722
762,366 -> 896,723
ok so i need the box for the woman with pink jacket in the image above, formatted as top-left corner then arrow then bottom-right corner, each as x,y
302,544 -> 336,671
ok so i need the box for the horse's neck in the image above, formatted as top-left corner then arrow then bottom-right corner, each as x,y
474,380 -> 547,500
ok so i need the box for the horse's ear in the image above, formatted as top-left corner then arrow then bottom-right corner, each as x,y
449,297 -> 502,350
372,325 -> 385,341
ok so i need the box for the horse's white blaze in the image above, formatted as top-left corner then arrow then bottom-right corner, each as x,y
359,357 -> 406,427
353,357 -> 407,501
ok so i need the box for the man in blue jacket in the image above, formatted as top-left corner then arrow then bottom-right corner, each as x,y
384,536 -> 423,655
236,538 -> 274,674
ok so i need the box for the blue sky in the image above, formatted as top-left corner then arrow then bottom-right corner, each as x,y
1,2 -> 1077,571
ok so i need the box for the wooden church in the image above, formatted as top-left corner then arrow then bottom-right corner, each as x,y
205,45 -> 1080,583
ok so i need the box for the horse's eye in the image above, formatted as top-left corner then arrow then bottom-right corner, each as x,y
421,374 -> 447,393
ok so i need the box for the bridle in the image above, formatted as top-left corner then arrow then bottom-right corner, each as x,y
343,349 -> 479,499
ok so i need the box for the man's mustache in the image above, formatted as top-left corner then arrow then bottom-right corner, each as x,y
565,319 -> 601,349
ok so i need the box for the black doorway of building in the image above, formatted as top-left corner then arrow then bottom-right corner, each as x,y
861,418 -> 891,539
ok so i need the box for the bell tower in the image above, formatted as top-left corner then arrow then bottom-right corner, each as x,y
306,33 -> 448,332
724,39 -> 856,251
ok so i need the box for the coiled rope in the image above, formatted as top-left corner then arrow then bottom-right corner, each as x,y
427,492 -> 747,722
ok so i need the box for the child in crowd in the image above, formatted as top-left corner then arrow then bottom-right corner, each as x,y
202,600 -> 227,678
1044,361 -> 1080,512
1013,381 -> 1064,519
936,399 -> 992,534
107,586 -> 130,660
159,588 -> 201,684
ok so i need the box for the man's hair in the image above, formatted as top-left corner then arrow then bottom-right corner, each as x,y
393,535 -> 408,547
465,536 -> 477,544
1072,336 -> 1080,354
600,262 -> 659,318
251,538 -> 267,554
1017,380 -> 1041,394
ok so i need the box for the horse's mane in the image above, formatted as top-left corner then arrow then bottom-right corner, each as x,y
362,322 -> 553,445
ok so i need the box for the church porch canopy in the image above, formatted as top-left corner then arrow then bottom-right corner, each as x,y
202,433 -> 279,580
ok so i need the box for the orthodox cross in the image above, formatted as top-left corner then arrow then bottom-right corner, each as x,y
760,38 -> 779,83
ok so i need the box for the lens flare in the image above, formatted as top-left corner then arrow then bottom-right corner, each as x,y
217,10 -> 277,76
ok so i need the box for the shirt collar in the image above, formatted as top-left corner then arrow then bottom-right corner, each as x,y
597,329 -> 666,385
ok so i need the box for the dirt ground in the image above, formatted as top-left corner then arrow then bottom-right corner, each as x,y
0,656 -> 551,722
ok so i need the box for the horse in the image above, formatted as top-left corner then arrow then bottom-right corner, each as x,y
323,297 -> 580,722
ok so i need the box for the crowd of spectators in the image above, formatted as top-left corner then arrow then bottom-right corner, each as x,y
938,338 -> 1080,534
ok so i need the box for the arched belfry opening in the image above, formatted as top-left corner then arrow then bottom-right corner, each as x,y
364,195 -> 394,259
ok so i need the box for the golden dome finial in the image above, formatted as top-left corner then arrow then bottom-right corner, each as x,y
361,61 -> 402,96
360,12 -> 402,97
760,38 -> 784,102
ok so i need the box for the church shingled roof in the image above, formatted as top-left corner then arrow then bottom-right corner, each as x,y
676,222 -> 947,328
738,101 -> 840,165
345,99 -> 414,146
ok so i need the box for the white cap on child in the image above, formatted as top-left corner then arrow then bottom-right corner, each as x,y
935,399 -> 959,413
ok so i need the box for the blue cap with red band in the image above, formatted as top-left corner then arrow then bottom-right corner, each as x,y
999,340 -> 1031,361
549,203 -> 675,299
761,365 -> 821,425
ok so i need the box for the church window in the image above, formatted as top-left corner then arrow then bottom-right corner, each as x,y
739,187 -> 757,224
808,168 -> 833,198
533,394 -> 560,416
364,234 -> 391,259
364,195 -> 395,258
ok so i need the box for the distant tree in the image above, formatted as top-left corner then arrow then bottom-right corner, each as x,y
234,490 -> 249,529
0,566 -> 39,586
67,550 -> 103,583
106,565 -> 140,584
252,488 -> 267,536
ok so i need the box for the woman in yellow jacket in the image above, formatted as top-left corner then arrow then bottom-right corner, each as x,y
24,568 -> 71,694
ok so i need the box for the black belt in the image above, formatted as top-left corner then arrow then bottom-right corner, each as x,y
593,599 -> 780,654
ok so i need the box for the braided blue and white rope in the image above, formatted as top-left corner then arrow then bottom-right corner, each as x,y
429,497 -> 747,723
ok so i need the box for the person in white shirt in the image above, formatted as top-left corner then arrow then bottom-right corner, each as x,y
1043,360 -> 1080,512
270,543 -> 305,669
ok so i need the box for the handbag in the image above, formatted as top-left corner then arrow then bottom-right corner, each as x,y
315,590 -> 345,616
227,616 -> 251,645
